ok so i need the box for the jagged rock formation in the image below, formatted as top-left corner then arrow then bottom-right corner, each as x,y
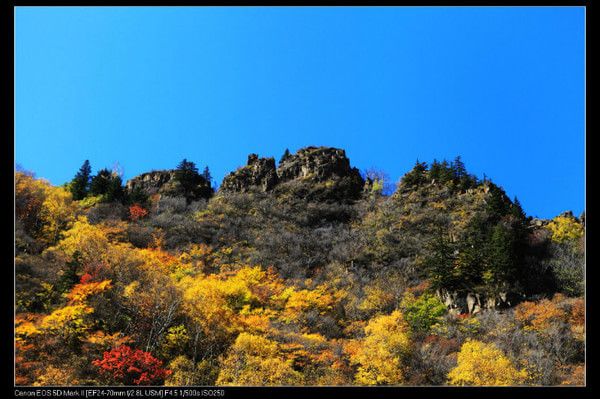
275,146 -> 365,201
219,146 -> 365,201
437,288 -> 522,315
529,217 -> 550,228
220,154 -> 278,193
125,170 -> 212,201
125,170 -> 176,195
277,146 -> 358,183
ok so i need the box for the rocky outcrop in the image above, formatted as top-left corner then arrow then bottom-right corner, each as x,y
277,146 -> 360,183
220,154 -> 278,193
529,218 -> 550,228
218,146 -> 365,201
126,170 -> 177,196
125,170 -> 212,201
275,146 -> 365,201
437,288 -> 520,315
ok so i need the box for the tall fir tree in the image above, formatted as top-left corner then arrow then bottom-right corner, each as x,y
279,148 -> 291,165
428,159 -> 442,182
90,168 -> 124,202
70,160 -> 92,200
451,155 -> 467,180
401,160 -> 428,187
510,196 -> 526,220
202,166 -> 212,184
174,159 -> 200,203
425,230 -> 458,291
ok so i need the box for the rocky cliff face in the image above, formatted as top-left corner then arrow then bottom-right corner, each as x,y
126,170 -> 176,196
218,146 -> 365,201
277,146 -> 358,183
125,170 -> 212,201
220,154 -> 278,193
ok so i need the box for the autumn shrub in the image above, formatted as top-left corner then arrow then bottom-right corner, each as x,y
15,254 -> 64,312
33,365 -> 81,386
52,217 -> 111,266
348,310 -> 411,385
477,310 -> 557,385
216,333 -> 303,385
448,340 -> 528,386
405,335 -> 459,385
546,215 -> 584,244
568,298 -> 585,341
87,203 -> 128,224
126,224 -> 158,248
400,292 -> 446,335
514,298 -> 567,332
558,364 -> 585,386
166,356 -> 218,386
129,204 -> 149,221
545,242 -> 584,296
149,211 -> 212,249
93,345 -> 171,385
15,171 -> 48,238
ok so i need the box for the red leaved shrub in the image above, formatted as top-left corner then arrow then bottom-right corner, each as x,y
92,345 -> 171,385
129,204 -> 149,221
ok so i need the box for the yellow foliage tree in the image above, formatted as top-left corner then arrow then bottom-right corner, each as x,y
216,333 -> 303,386
39,185 -> 78,244
15,172 -> 47,236
137,247 -> 180,274
179,266 -> 286,351
547,215 -> 584,244
357,285 -> 396,315
52,217 -> 110,265
15,315 -> 42,341
280,284 -> 340,324
165,356 -> 218,386
448,340 -> 528,386
39,304 -> 94,340
33,365 -> 80,386
21,278 -> 113,343
179,274 -> 242,357
348,310 -> 411,385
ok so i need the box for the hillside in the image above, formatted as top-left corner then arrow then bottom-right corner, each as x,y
14,147 -> 585,386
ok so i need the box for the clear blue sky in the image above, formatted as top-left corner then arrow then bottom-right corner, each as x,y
15,6 -> 584,219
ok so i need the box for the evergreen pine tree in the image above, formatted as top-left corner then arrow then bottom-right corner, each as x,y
106,174 -> 125,202
484,223 -> 518,294
510,197 -> 526,220
70,160 -> 92,200
451,156 -> 467,180
401,160 -> 428,187
439,160 -> 454,184
425,230 -> 458,291
90,169 -> 113,196
126,187 -> 150,208
174,159 -> 200,202
429,159 -> 442,182
202,166 -> 212,184
456,216 -> 488,290
90,168 -> 124,202
279,148 -> 291,165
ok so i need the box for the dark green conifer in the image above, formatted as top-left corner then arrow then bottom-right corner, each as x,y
279,148 -> 291,165
70,160 -> 92,200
